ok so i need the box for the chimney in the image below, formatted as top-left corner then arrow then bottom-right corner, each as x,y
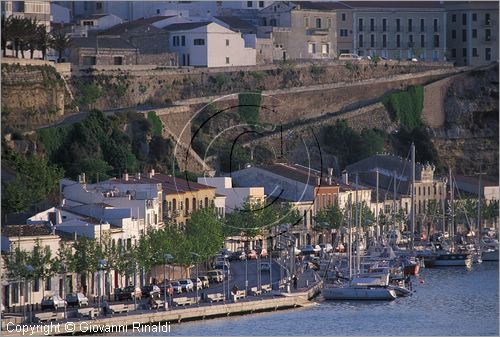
316,176 -> 321,186
342,170 -> 348,184
123,172 -> 129,181
137,172 -> 141,180
328,168 -> 333,185
148,169 -> 155,179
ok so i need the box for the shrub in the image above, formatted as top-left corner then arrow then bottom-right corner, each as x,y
249,71 -> 266,81
115,84 -> 127,98
147,111 -> 163,137
310,63 -> 325,77
382,85 -> 424,131
238,91 -> 262,125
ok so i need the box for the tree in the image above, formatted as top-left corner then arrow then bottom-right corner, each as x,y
27,240 -> 56,294
186,207 -> 224,263
25,17 -> 39,59
2,177 -> 30,213
1,15 -> 12,57
50,31 -> 71,62
9,16 -> 28,58
71,237 -> 102,293
315,203 -> 344,231
36,24 -> 51,60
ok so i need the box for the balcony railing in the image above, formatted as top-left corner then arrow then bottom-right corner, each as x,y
484,19 -> 492,26
306,28 -> 330,36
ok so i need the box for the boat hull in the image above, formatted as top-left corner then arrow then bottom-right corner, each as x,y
482,249 -> 499,262
322,287 -> 397,300
388,285 -> 412,297
403,263 -> 420,276
433,254 -> 472,267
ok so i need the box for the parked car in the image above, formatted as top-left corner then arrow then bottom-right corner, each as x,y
199,276 -> 210,289
339,53 -> 362,61
190,278 -> 203,291
313,245 -> 321,253
118,286 -> 142,301
260,261 -> 271,272
159,283 -> 174,295
170,281 -> 183,294
179,279 -> 194,292
141,285 -> 161,298
319,243 -> 333,253
300,245 -> 316,255
246,250 -> 258,260
214,259 -> 230,270
229,251 -> 246,261
66,293 -> 88,307
207,270 -> 224,283
259,248 -> 268,258
213,263 -> 231,278
41,295 -> 67,310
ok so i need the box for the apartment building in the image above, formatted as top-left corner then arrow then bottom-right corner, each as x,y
259,1 -> 342,60
346,1 -> 447,60
347,154 -> 446,232
445,1 -> 499,66
165,21 -> 256,67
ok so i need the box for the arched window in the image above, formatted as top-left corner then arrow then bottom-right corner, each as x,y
172,198 -> 177,211
205,197 -> 209,208
192,198 -> 197,211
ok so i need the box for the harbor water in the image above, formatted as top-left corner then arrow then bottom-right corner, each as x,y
133,262 -> 498,336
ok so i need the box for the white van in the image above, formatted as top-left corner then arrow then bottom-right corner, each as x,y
339,53 -> 362,61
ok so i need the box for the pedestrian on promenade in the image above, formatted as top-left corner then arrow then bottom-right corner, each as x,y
293,275 -> 298,290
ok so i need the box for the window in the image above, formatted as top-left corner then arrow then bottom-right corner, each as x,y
113,56 -> 122,65
45,278 -> 51,291
322,43 -> 329,54
396,34 -> 401,48
452,14 -> 456,22
342,13 -> 346,21
418,187 -> 421,196
370,18 -> 374,31
82,56 -> 96,65
304,17 -> 309,28
358,18 -> 363,31
259,1 -> 264,7
420,18 -> 425,32
420,35 -> 425,48
370,34 -> 375,48
462,29 -> 467,42
157,9 -> 160,14
452,30 -> 456,39
247,1 -> 252,7
472,13 -> 477,21
382,18 -> 387,32
462,13 -> 467,25
226,39 -> 230,46
382,34 -> 387,48
83,20 -> 94,26
226,57 -> 230,64
194,38 -> 205,45
308,42 -> 316,53
327,18 -> 332,28
472,29 -> 477,38
396,18 -> 400,32
408,18 -> 412,32
340,29 -> 348,37
485,48 -> 491,61
433,35 -> 439,48
181,36 -> 185,46
34,279 -> 40,292
485,29 -> 491,41
434,19 -> 438,32
358,34 -> 363,48
96,2 -> 103,10
270,18 -> 276,26
485,13 -> 491,25
316,18 -> 321,28
462,48 -> 467,57
173,36 -> 179,46
409,34 -> 413,47
472,48 -> 478,57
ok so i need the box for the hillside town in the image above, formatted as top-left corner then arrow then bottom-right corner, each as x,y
0,1 -> 499,336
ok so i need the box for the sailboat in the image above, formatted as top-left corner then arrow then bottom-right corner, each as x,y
322,175 -> 397,301
432,169 -> 472,267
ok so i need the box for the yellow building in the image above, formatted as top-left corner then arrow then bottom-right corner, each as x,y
149,172 -> 218,228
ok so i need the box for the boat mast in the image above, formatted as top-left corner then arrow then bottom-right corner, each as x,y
393,170 -> 397,241
476,165 -> 484,239
449,167 -> 455,251
376,168 -> 380,241
410,143 -> 415,251
348,193 -> 352,281
355,174 -> 360,275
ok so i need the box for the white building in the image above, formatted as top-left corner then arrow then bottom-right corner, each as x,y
51,3 -> 70,24
78,13 -> 123,31
165,21 -> 256,67
196,176 -> 265,214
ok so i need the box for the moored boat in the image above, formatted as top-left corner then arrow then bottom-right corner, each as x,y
482,248 -> 499,262
433,253 -> 472,267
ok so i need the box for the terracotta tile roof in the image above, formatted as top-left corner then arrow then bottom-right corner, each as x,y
1,224 -> 53,237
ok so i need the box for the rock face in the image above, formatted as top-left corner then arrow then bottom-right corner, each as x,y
431,64 -> 499,176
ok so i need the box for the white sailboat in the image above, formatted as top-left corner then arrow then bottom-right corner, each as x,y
322,175 -> 397,301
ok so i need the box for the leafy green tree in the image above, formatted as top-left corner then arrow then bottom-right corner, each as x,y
315,203 -> 344,231
186,207 -> 224,263
71,236 -> 102,292
1,15 -> 12,57
2,177 -> 30,213
36,24 -> 50,60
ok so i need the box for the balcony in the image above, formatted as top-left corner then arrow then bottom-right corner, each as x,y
484,19 -> 492,26
484,36 -> 493,43
306,28 -> 330,36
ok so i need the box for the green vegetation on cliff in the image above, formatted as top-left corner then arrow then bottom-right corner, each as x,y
36,110 -> 175,182
383,85 -> 424,131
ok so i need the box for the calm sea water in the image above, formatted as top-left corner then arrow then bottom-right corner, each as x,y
134,262 -> 499,336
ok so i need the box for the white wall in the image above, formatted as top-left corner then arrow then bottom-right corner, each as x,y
51,3 -> 70,23
206,23 -> 256,67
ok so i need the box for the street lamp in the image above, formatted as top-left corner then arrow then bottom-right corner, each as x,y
60,262 -> 67,320
163,253 -> 173,311
25,265 -> 34,323
97,259 -> 107,316
190,252 -> 200,304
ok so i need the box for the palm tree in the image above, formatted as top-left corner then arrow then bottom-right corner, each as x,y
1,15 -> 12,57
9,16 -> 27,58
26,17 -> 39,59
50,31 -> 71,63
36,24 -> 51,60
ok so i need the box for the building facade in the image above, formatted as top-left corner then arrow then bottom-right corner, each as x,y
445,1 -> 499,66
